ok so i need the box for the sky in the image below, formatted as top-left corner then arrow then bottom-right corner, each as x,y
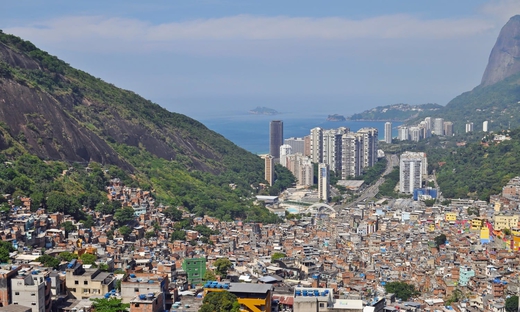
2,0 -> 520,120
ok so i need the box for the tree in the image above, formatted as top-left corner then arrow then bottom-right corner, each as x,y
199,291 -> 240,312
61,221 -> 76,238
214,258 -> 233,278
0,241 -> 14,263
118,226 -> 132,240
434,234 -> 447,248
145,231 -> 156,240
203,270 -> 217,281
271,252 -> 286,263
90,297 -> 129,312
506,296 -> 518,312
80,253 -> 97,265
114,207 -> 135,225
36,254 -> 60,269
163,206 -> 183,221
58,251 -> 78,262
170,230 -> 186,241
384,281 -> 419,301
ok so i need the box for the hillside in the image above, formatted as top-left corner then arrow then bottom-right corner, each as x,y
0,30 -> 279,222
348,103 -> 442,121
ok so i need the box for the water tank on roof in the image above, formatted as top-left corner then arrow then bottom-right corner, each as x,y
104,293 -> 110,299
129,274 -> 136,278
139,294 -> 146,300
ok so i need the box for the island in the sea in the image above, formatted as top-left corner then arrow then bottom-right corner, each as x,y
327,114 -> 346,121
249,106 -> 279,115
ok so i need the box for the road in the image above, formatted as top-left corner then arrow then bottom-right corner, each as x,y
343,154 -> 399,208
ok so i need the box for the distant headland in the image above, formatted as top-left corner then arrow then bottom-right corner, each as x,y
327,114 -> 346,122
249,106 -> 279,115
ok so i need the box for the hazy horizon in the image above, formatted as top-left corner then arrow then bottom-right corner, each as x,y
3,0 -> 520,120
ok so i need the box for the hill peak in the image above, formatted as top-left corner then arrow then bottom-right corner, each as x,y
481,15 -> 520,86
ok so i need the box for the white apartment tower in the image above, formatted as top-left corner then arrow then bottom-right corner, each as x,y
310,127 -> 323,163
483,121 -> 489,132
284,137 -> 305,154
399,152 -> 427,193
398,126 -> 409,141
444,121 -> 454,136
279,144 -> 292,167
409,127 -> 421,142
264,154 -> 275,186
433,118 -> 444,136
465,122 -> 474,133
384,122 -> 392,144
298,157 -> 314,186
341,133 -> 362,179
358,128 -> 378,168
318,163 -> 330,202
11,272 -> 48,312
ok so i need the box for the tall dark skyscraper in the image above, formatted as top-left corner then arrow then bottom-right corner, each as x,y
269,120 -> 283,159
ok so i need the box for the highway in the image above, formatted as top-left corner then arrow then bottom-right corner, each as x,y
343,154 -> 399,208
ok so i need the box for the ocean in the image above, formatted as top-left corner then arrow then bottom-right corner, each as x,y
198,112 -> 402,154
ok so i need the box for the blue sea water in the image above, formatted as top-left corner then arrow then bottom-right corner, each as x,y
198,112 -> 402,154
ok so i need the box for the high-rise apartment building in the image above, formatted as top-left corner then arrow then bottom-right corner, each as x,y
269,120 -> 283,159
483,121 -> 489,132
384,122 -> 392,144
303,135 -> 311,157
279,144 -> 292,167
284,137 -> 305,155
341,133 -> 362,179
409,127 -> 421,142
465,122 -> 474,133
433,118 -> 444,136
264,154 -> 275,186
310,127 -> 323,163
399,152 -> 427,193
443,121 -> 453,136
358,128 -> 378,169
398,126 -> 409,141
318,163 -> 330,202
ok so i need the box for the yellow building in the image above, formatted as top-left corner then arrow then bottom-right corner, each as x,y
471,218 -> 485,230
65,262 -> 117,299
494,214 -> 519,231
494,202 -> 501,212
204,282 -> 272,312
445,212 -> 457,222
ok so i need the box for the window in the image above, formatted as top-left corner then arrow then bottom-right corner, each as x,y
134,288 -> 139,292
134,304 -> 139,308
32,303 -> 36,306
31,293 -> 36,296
75,281 -> 79,285
320,303 -> 325,308
84,281 -> 88,285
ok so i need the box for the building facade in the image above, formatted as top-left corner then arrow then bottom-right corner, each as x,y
284,137 -> 305,155
399,152 -> 427,194
318,163 -> 330,202
384,122 -> 392,144
269,120 -> 283,159
264,155 -> 275,186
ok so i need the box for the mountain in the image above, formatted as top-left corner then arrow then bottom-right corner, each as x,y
0,31 -> 280,222
404,15 -> 520,133
348,103 -> 442,121
481,15 -> 520,87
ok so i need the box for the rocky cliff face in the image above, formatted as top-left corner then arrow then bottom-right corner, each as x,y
481,15 -> 520,86
0,32 -> 259,174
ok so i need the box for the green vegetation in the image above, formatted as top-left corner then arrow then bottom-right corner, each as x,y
0,31 -> 284,223
90,297 -> 129,312
80,253 -> 97,265
0,241 -> 14,263
434,234 -> 447,248
213,258 -> 233,278
506,296 -> 518,312
199,291 -> 240,312
378,167 -> 399,197
36,254 -> 60,269
349,103 -> 442,121
384,281 -> 419,301
271,252 -> 286,262
358,158 -> 387,185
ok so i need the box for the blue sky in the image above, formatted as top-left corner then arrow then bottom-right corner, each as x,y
2,0 -> 520,120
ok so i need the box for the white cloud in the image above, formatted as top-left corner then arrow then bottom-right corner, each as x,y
480,0 -> 520,24
5,13 -> 495,48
